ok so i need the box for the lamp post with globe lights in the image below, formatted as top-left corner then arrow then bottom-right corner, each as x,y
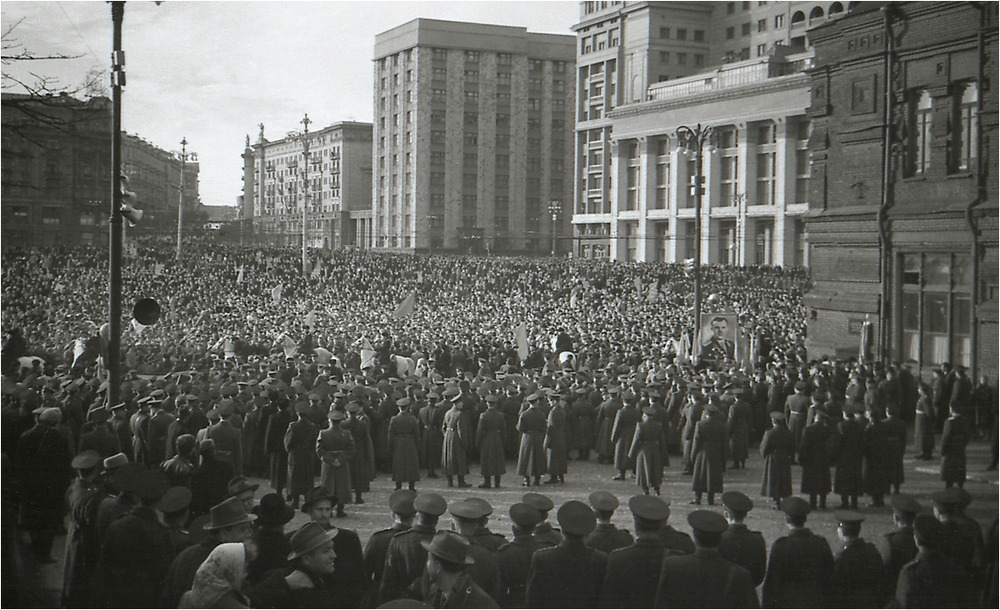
676,123 -> 716,349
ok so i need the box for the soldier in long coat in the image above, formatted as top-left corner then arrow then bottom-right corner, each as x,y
498,503 -> 553,608
681,392 -> 704,475
728,389 -> 753,468
517,394 -> 548,485
570,389 -> 595,461
830,512 -> 885,608
388,398 -> 422,490
883,408 -> 907,493
914,383 -> 936,460
544,398 -> 568,483
441,394 -> 472,487
629,408 -> 666,495
418,392 -> 445,478
831,406 -> 864,509
692,404 -> 728,505
345,402 -> 375,503
146,402 -> 176,466
940,406 -> 971,487
784,383 -> 811,455
284,402 -> 319,509
594,387 -> 622,464
316,411 -> 355,517
761,498 -> 835,609
798,411 -> 832,509
265,400 -> 292,496
109,403 -> 133,461
863,412 -> 891,507
760,412 -> 794,509
206,405 -> 244,477
475,394 -> 506,488
611,394 -> 640,480
718,492 -> 767,587
61,452 -> 103,607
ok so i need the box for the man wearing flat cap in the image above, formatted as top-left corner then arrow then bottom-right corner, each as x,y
497,502 -> 552,608
600,495 -> 672,608
525,500 -> 607,608
761,496 -> 834,609
381,492 -> 448,603
829,510 -> 884,608
655,510 -> 759,608
422,530 -> 499,608
15,404 -> 72,563
718,491 -> 767,587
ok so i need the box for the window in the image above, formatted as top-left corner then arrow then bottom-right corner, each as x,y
464,132 -> 478,146
757,44 -> 768,56
694,54 -> 705,67
660,51 -> 670,63
952,82 -> 978,173
498,53 -> 511,65
900,253 -> 973,368
42,206 -> 61,225
726,27 -> 735,40
626,166 -> 639,210
758,18 -> 767,32
659,27 -> 670,39
741,22 -> 751,36
654,139 -> 670,210
433,48 -> 447,60
727,2 -> 735,14
755,122 -> 777,206
908,90 -> 932,176
677,53 -> 687,65
465,90 -> 478,101
795,120 -> 811,203
676,28 -> 687,41
775,14 -> 785,28
694,30 -> 705,42
465,50 -> 479,62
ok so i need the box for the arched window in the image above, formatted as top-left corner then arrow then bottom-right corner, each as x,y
952,82 -> 978,173
791,10 -> 806,24
809,6 -> 825,22
829,2 -> 844,15
908,90 -> 933,176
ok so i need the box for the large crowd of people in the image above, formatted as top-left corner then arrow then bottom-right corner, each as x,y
1,236 -> 997,608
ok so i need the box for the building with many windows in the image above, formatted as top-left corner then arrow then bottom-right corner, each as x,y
803,2 -> 998,380
241,122 -> 373,249
122,133 -> 202,236
571,0 -> 857,260
372,19 -> 575,254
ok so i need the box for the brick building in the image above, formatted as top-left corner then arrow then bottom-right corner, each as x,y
122,133 -> 202,236
372,19 -> 575,254
803,2 -> 998,380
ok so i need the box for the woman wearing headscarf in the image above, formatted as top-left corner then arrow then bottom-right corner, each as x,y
179,542 -> 253,608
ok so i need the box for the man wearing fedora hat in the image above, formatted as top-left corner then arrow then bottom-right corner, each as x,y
160,496 -> 257,608
246,522 -> 340,608
299,485 -> 367,606
246,493 -> 295,584
420,531 -> 497,609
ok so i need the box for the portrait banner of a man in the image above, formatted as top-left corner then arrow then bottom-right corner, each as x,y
698,312 -> 738,369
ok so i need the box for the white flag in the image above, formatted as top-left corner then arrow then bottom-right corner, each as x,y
271,284 -> 283,304
236,264 -> 244,284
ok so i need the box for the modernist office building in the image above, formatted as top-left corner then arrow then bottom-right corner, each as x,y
803,2 -> 998,379
570,0 -> 857,261
242,122 -> 373,249
372,19 -> 575,254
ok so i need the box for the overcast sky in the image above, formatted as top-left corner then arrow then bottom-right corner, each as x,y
2,1 -> 578,206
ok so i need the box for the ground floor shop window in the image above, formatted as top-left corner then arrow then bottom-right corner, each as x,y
899,252 -> 972,372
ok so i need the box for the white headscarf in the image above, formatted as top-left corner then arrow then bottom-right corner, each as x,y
185,542 -> 248,608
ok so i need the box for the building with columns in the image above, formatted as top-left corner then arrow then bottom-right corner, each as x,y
372,19 -> 575,254
571,0 -> 858,261
241,122 -> 373,249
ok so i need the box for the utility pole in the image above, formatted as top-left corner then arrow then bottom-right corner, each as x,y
256,123 -> 265,248
301,113 -> 310,277
676,123 -> 714,352
107,1 -> 125,408
176,137 -> 187,260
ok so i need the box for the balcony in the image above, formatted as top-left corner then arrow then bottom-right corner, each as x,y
646,51 -> 813,103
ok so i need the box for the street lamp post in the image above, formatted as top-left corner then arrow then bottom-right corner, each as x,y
300,114 -> 311,277
107,1 -> 125,408
548,200 -> 561,257
732,192 -> 747,265
676,123 -> 715,350
176,137 -> 187,261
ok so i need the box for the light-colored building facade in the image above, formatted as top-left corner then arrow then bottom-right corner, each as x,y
571,0 -> 857,261
242,122 -> 373,249
372,19 -> 575,254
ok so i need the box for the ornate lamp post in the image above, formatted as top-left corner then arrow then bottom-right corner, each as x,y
676,123 -> 715,347
548,200 -> 562,257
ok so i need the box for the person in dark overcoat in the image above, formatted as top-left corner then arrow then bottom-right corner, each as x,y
879,494 -> 920,604
246,492 -> 294,585
728,387 -> 753,469
317,411 -> 355,517
207,400 -> 243,477
525,501 -> 607,609
441,390 -> 472,488
692,402 -> 728,505
600,496 -> 671,608
345,402 -> 375,503
611,393 -> 640,480
92,470 -> 175,608
761,497 -> 834,609
475,394 -> 506,488
61,451 -> 103,608
760,412 -> 793,509
190,440 -> 234,520
497,503 -> 553,608
388,398 -> 422,490
379,493 -> 447,603
543,397 -> 568,484
362,490 -> 415,607
265,401 -> 292,497
890,514 -> 977,609
940,406 -> 971,488
146,399 -> 176,466
585,491 -> 633,555
784,382 -> 810,456
798,410 -> 832,510
79,407 -> 122,459
285,402 -> 319,509
419,392 -> 445,478
421,531 -> 500,609
109,402 -> 134,461
629,408 -> 666,495
594,387 -> 622,464
654,510 -> 759,609
831,406 -> 864,509
16,407 -> 72,562
883,408 -> 907,494
681,392 -> 704,475
829,511 -> 885,608
570,389 -> 594,461
718,491 -> 767,586
914,383 -> 936,460
863,410 -> 891,506
516,394 -> 547,486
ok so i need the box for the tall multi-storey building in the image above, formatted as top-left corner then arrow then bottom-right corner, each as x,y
372,19 -> 575,254
1,93 -> 201,247
242,122 -> 373,249
803,2 -> 997,379
571,1 -> 856,260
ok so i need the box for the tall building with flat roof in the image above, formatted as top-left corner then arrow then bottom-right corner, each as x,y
372,19 -> 575,254
242,121 -> 373,249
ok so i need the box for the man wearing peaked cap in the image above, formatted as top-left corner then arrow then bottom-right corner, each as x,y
421,531 -> 499,609
718,491 -> 767,587
91,470 -> 174,608
442,386 -> 473,489
476,393 -> 507,490
380,492 -> 448,603
522,493 -> 562,547
585,491 -> 633,555
517,389 -> 548,488
830,510 -> 884,608
761,496 -> 835,609
497,503 -> 549,609
361,489 -> 417,606
880,494 -> 921,594
654,510 -> 759,608
599,495 -> 671,608
446,500 -> 503,601
930,488 -> 982,577
62,449 -> 105,606
525,500 -> 607,609
891,514 -> 977,609
464,497 -> 508,553
761,409 -> 794,510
